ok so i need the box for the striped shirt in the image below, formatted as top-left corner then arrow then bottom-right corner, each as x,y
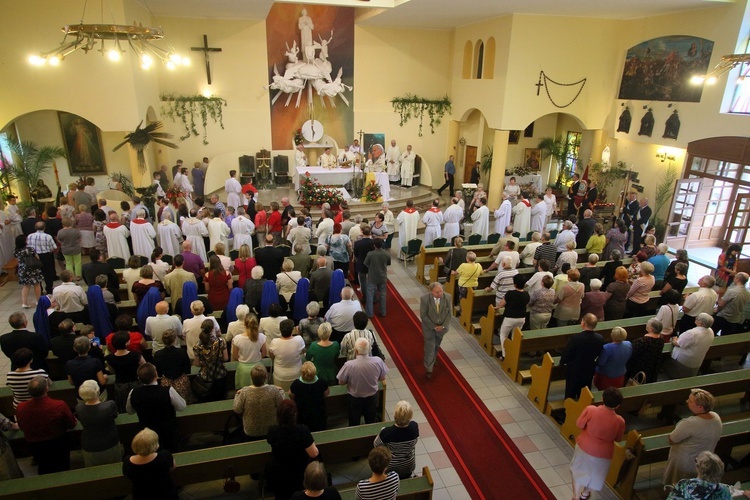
533,243 -> 557,266
355,470 -> 399,500
626,276 -> 655,304
6,369 -> 48,408
26,231 -> 56,254
373,422 -> 419,479
340,329 -> 377,360
490,268 -> 518,304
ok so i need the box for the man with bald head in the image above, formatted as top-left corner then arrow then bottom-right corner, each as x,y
26,220 -> 58,295
103,211 -> 131,261
309,256 -> 334,310
365,144 -> 385,173
714,272 -> 750,336
180,240 -> 205,283
145,301 -> 184,352
420,282 -> 452,379
325,286 -> 363,342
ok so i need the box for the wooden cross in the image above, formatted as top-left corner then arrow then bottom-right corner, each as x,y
191,35 -> 222,85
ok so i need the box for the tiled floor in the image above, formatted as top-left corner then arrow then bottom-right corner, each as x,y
0,229 -> 625,500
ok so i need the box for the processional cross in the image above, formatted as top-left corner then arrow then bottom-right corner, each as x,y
191,35 -> 222,85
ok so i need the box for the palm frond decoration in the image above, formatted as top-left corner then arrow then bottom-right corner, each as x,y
113,121 -> 177,174
6,141 -> 66,201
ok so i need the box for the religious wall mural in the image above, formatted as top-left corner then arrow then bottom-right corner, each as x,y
266,4 -> 354,150
617,35 -> 714,102
58,112 -> 107,174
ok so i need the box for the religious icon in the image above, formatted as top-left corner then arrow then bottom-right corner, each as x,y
638,109 -> 655,137
617,107 -> 632,134
58,111 -> 107,175
663,110 -> 681,140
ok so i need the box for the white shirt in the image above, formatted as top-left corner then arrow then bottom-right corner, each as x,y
52,282 -> 88,312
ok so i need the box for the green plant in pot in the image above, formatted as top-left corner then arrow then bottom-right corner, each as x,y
651,165 -> 678,243
538,136 -> 575,188
6,141 -> 66,203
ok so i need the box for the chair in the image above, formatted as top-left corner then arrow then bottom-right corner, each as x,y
432,237 -> 447,248
273,155 -> 290,186
401,238 -> 422,267
138,256 -> 149,267
239,155 -> 255,185
467,234 -> 482,245
161,254 -> 173,265
229,250 -> 239,260
277,244 -> 292,257
487,233 -> 501,244
384,233 -> 394,250
512,232 -> 520,238
550,229 -> 559,240
310,244 -> 317,256
207,250 -> 216,260
107,257 -> 125,269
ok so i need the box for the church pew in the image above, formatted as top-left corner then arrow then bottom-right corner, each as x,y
0,421 -> 392,500
339,467 -> 434,500
4,380 -> 387,457
557,370 -> 750,447
526,332 -> 750,413
415,243 -> 495,284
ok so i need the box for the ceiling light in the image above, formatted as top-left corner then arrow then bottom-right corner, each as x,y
691,53 -> 750,85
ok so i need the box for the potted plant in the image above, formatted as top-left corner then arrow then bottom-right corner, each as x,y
538,136 -> 576,189
6,141 -> 66,203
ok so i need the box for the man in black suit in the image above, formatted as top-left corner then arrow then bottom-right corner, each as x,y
580,180 -> 598,219
254,234 -> 284,280
621,191 -> 639,252
631,197 -> 652,256
575,209 -> 596,249
566,173 -> 581,217
0,311 -> 48,370
309,257 -> 334,309
420,282 -> 452,379
560,313 -> 605,400
82,249 -> 121,302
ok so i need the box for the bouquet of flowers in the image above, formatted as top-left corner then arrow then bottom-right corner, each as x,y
297,173 -> 345,207
362,180 -> 382,202
165,185 -> 187,208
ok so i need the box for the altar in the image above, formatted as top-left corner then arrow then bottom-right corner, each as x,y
508,174 -> 544,195
295,166 -> 391,201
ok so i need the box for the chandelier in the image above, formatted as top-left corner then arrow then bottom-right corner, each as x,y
691,53 -> 750,85
28,2 -> 188,70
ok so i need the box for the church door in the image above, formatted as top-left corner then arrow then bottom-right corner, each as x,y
464,146 -> 477,183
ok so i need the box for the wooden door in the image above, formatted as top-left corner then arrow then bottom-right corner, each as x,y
665,178 -> 701,250
725,193 -> 750,253
464,146 -> 477,183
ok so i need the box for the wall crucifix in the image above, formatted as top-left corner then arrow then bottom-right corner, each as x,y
191,35 -> 222,85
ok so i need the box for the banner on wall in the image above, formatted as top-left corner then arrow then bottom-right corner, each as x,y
617,35 -> 714,103
266,4 -> 354,150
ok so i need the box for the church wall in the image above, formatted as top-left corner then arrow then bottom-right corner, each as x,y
353,25 -> 454,188
0,0 -> 158,133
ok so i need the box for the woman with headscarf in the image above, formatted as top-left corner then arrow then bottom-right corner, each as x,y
136,287 -> 161,334
87,285 -> 113,341
33,295 -> 52,348
292,278 -> 310,325
261,280 -> 280,317
328,269 -> 345,308
221,287 -> 244,326
181,281 -> 199,320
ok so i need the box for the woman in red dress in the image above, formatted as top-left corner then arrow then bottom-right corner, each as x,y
205,255 -> 232,311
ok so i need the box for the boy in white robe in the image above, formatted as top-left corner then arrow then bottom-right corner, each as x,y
130,209 -> 157,258
422,199 -> 443,247
181,211 -> 209,261
231,208 -> 255,254
443,198 -> 464,243
225,170 -> 243,210
470,197 -> 490,242
207,209 -> 230,253
396,199 -> 420,251
494,194 -> 512,235
158,213 -> 183,257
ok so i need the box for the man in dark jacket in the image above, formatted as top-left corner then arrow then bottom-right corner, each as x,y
255,234 -> 284,280
309,257 -> 334,309
560,313 -> 604,400
0,312 -> 48,370
82,248 -> 121,302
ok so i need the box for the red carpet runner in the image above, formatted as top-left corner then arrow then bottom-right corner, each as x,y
371,282 -> 554,499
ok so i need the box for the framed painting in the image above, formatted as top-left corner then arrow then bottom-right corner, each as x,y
524,148 -> 541,171
508,130 -> 521,145
58,111 -> 107,175
524,122 -> 534,138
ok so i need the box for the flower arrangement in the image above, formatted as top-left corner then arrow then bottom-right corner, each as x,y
361,180 -> 382,202
165,185 -> 187,208
297,173 -> 345,207
513,163 -> 532,177
108,173 -> 135,198
293,128 -> 304,146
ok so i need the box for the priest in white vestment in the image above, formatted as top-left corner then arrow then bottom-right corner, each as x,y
225,170 -> 243,210
158,213 -> 183,257
400,145 -> 416,187
443,198 -> 464,243
386,140 -> 401,183
231,208 -> 255,254
318,147 -> 336,169
294,143 -> 307,168
380,203 -> 395,235
470,198 -> 490,242
396,200 -> 420,251
207,211 -> 231,253
422,199 -> 444,247
494,193 -> 512,235
530,195 -> 547,234
512,196 -> 531,238
174,167 -> 193,208
5,197 -> 23,239
103,212 -> 131,260
349,140 -> 361,155
182,212 -> 209,261
130,210 -> 157,258
339,147 -> 356,167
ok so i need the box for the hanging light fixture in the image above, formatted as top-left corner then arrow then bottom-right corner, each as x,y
690,53 -> 750,85
28,1 -> 188,70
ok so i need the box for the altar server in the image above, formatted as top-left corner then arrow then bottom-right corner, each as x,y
158,213 -> 183,257
512,194 -> 531,238
397,199 -> 420,251
181,210 -> 209,261
207,209 -> 230,253
130,209 -> 156,258
443,198 -> 464,243
494,193 -> 512,235
470,197 -> 490,242
422,199 -> 444,247
530,194 -> 547,235
174,167 -> 193,207
231,208 -> 255,254
295,143 -> 307,168
225,170 -> 243,210
103,212 -> 131,260
400,145 -> 416,187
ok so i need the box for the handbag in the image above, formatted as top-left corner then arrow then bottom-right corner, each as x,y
191,376 -> 213,399
23,254 -> 43,270
626,371 -> 646,387
223,466 -> 241,493
371,335 -> 386,360
222,412 -> 247,446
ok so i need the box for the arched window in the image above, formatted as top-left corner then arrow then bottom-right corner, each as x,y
484,37 -> 496,79
462,41 -> 473,79
473,40 -> 484,79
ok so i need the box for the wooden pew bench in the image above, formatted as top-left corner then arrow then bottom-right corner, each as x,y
526,332 -> 750,413
4,380 -> 387,457
557,370 -> 750,446
339,467 -> 434,500
0,422 -> 393,499
415,243 -> 496,284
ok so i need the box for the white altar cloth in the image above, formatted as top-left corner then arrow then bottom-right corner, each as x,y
295,166 -> 355,190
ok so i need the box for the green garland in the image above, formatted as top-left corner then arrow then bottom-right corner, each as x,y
160,93 -> 227,145
391,94 -> 452,137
